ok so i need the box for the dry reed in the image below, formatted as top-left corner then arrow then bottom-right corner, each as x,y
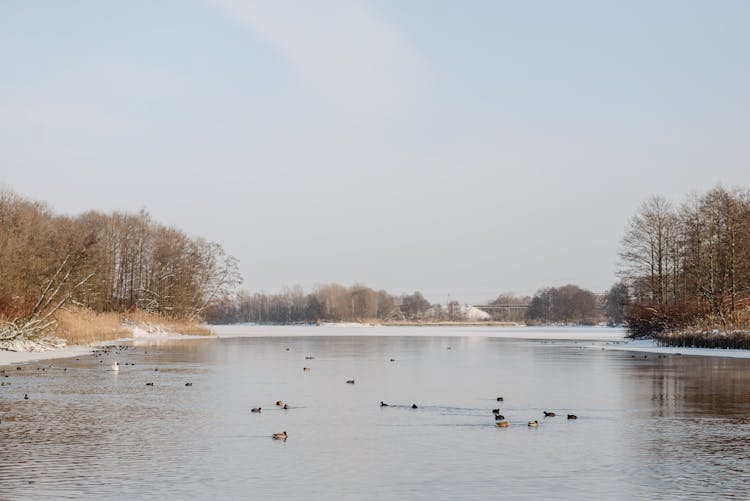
52,307 -> 211,345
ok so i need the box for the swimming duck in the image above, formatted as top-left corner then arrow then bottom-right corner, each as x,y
346,380 -> 355,384
496,397 -> 504,402
411,404 -> 418,409
185,382 -> 192,387
544,411 -> 556,417
303,367 -> 311,372
272,431 -> 288,440
389,358 -> 396,362
380,401 -> 389,407
251,407 -> 261,413
24,394 -> 29,400
528,420 -> 538,427
492,409 -> 501,414
305,356 -> 314,360
276,401 -> 283,406
567,414 -> 577,420
496,421 -> 509,428
494,414 -> 505,420
145,382 -> 154,386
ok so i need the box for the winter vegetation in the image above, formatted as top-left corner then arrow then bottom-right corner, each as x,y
5,184 -> 748,352
617,186 -> 750,348
0,188 -> 238,350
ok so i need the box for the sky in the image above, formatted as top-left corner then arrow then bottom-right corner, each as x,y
1,0 -> 748,304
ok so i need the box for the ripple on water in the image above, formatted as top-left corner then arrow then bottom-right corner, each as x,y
2,333 -> 750,500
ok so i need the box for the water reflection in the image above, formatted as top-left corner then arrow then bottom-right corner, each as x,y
1,332 -> 749,500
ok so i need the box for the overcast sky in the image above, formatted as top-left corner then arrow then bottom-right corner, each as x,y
1,0 -> 748,303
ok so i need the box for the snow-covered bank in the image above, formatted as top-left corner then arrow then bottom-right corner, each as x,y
0,324 -> 213,367
0,344 -> 94,366
603,339 -> 750,359
211,323 -> 627,341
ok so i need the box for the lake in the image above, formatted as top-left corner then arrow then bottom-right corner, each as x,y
1,325 -> 749,500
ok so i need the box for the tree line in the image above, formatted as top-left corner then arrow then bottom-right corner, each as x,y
0,188 -> 240,340
206,284 -> 432,324
206,284 -> 614,325
617,186 -> 750,336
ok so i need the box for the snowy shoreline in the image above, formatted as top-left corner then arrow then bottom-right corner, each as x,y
0,325 -> 214,367
3,324 -> 750,366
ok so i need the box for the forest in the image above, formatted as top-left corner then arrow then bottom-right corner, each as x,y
0,188 -> 240,344
618,186 -> 750,344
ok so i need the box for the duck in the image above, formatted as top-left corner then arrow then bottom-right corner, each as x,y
567,414 -> 577,420
496,421 -> 509,428
411,404 -> 418,409
251,407 -> 261,413
185,382 -> 192,387
145,382 -> 154,386
389,358 -> 396,362
272,431 -> 288,440
303,367 -> 311,372
543,411 -> 556,417
496,397 -> 504,402
305,356 -> 314,360
283,404 -> 289,410
346,380 -> 355,384
528,420 -> 538,427
380,401 -> 389,407
492,409 -> 501,415
24,393 -> 29,400
494,414 -> 505,420
276,401 -> 283,406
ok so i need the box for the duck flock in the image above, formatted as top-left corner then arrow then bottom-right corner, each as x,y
2,343 -> 581,440
246,348 -> 581,441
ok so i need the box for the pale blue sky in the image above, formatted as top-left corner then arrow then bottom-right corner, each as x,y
1,0 -> 748,303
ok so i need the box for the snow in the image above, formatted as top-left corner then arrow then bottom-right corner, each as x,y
0,344 -> 93,366
0,324 -> 213,367
4,323 -> 749,366
210,323 -> 624,340
602,338 -> 750,359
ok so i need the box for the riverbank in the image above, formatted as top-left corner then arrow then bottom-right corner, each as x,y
0,310 -> 213,367
602,338 -> 750,359
5,323 -> 750,367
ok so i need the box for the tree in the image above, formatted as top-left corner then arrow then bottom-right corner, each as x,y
619,195 -> 679,306
605,281 -> 629,325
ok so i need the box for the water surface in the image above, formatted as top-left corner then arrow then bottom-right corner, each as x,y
1,326 -> 749,500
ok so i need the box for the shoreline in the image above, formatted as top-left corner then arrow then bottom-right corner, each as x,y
0,327 -> 215,367
4,323 -> 750,367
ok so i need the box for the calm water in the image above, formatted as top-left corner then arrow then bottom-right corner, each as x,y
1,326 -> 749,500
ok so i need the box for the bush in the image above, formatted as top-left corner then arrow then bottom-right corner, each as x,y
624,303 -> 704,338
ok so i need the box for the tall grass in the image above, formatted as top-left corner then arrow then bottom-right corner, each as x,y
53,308 -> 132,345
124,310 -> 212,336
652,306 -> 750,350
52,307 -> 211,345
654,330 -> 750,350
